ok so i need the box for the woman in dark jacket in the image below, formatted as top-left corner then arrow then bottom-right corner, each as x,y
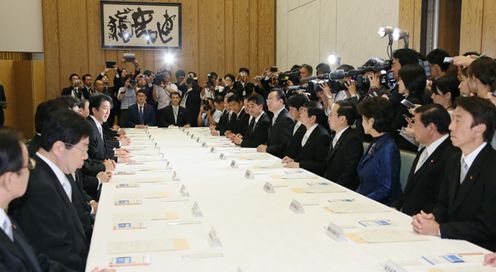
356,97 -> 401,205
390,63 -> 426,151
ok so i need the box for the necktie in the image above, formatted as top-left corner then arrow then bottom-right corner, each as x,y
332,135 -> 338,149
293,122 -> 300,135
139,106 -> 144,124
173,107 -> 178,124
248,117 -> 256,134
460,158 -> 468,184
301,131 -> 310,147
2,217 -> 13,241
98,125 -> 104,141
414,148 -> 429,173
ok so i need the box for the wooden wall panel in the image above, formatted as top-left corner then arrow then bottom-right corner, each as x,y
480,0 -> 496,58
0,61 -> 17,128
398,0 -> 422,51
437,0 -> 461,56
258,0 -> 275,72
42,0 -> 275,97
0,60 -> 43,138
42,0 -> 61,98
233,0 -> 251,73
249,0 -> 258,74
459,0 -> 483,54
0,52 -> 30,60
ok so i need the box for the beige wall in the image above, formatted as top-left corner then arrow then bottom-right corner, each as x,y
0,0 -> 43,52
277,0 -> 399,70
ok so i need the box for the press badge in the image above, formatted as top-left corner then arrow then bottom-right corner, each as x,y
109,255 -> 151,267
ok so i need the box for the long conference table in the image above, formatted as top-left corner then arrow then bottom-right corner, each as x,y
86,127 -> 493,272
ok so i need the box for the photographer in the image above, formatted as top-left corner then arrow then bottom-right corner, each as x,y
233,67 -> 250,97
175,70 -> 188,95
197,97 -> 223,127
202,72 -> 224,99
117,76 -> 137,127
180,72 -> 201,127
62,74 -> 89,100
391,63 -> 426,151
154,70 -> 178,124
254,66 -> 278,99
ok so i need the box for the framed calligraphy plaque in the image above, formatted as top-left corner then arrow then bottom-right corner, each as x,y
100,1 -> 182,49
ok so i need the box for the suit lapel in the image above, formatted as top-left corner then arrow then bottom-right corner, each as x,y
451,145 -> 489,210
35,156 -> 87,240
328,128 -> 351,161
0,229 -> 24,262
12,226 -> 43,272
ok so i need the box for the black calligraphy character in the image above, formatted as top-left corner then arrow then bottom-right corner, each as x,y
114,8 -> 134,43
157,10 -> 176,44
107,16 -> 118,41
131,7 -> 157,44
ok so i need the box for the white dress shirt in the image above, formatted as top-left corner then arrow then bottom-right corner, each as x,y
332,126 -> 350,148
0,209 -> 13,241
89,115 -> 103,140
460,142 -> 487,183
271,107 -> 285,125
36,152 -> 72,202
301,124 -> 318,146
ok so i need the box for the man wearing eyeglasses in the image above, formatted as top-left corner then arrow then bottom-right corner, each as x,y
8,110 -> 94,272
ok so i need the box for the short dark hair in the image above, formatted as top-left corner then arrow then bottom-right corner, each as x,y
467,56 -> 496,91
136,89 -> 147,96
431,75 -> 460,104
393,48 -> 423,66
337,64 -> 354,72
455,96 -> 496,142
224,74 -> 235,82
0,128 -> 23,175
227,93 -> 243,104
53,95 -> 80,110
40,109 -> 92,152
69,73 -> 79,81
287,93 -> 309,110
357,96 -> 393,133
89,94 -> 112,115
335,100 -> 357,126
82,74 -> 92,81
426,48 -> 450,72
399,64 -> 426,98
300,64 -> 313,75
34,100 -> 68,133
239,67 -> 250,75
208,72 -> 218,79
269,88 -> 286,104
175,70 -> 185,78
171,92 -> 181,99
303,101 -> 326,126
213,95 -> 224,104
77,98 -> 88,109
247,94 -> 264,105
316,63 -> 331,75
414,104 -> 451,134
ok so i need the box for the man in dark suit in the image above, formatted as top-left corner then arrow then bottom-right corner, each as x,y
225,94 -> 249,136
212,92 -> 233,136
257,88 -> 294,158
8,110 -> 92,271
61,74 -> 90,100
232,94 -> 270,147
159,92 -> 190,127
284,93 -> 308,159
396,104 -> 458,215
126,90 -> 156,127
180,80 -> 201,127
87,94 -> 115,161
324,100 -> 363,190
412,97 -> 496,251
282,101 -> 331,176
0,84 -> 6,127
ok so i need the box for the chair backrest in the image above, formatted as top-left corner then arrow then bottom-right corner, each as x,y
399,150 -> 416,191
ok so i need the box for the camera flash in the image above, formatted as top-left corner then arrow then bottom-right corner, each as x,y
163,53 -> 175,65
327,54 -> 340,65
